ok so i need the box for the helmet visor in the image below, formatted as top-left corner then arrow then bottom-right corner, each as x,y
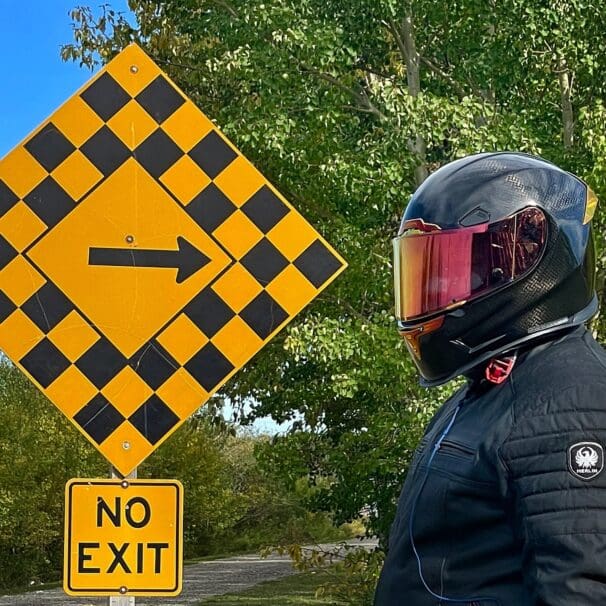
394,207 -> 547,321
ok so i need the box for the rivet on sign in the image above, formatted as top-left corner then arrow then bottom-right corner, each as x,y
120,586 -> 128,594
130,65 -> 139,73
122,440 -> 131,450
125,235 -> 135,244
121,480 -> 129,489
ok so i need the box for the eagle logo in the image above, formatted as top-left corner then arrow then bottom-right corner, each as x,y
576,447 -> 599,469
569,442 -> 604,481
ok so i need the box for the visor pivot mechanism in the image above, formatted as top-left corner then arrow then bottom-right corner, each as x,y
485,352 -> 518,384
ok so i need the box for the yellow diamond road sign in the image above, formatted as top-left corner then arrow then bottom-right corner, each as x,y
64,479 -> 183,596
0,44 -> 346,475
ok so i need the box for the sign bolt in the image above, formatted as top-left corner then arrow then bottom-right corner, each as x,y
121,480 -> 129,489
122,440 -> 131,450
119,586 -> 128,594
125,235 -> 135,244
130,65 -> 139,73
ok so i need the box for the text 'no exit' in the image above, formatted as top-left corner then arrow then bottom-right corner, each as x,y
64,479 -> 183,597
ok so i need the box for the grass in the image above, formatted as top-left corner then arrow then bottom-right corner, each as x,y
0,552 -> 253,595
0,579 -> 62,596
197,570 -> 347,606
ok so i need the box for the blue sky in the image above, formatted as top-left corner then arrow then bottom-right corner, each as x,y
0,0 -> 132,158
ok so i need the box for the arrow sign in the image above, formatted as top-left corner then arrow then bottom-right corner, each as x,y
89,236 -> 211,283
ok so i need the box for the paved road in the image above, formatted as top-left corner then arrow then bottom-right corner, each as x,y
0,540 -> 377,606
0,553 -> 294,606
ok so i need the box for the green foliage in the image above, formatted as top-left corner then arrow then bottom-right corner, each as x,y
266,543 -> 384,606
315,548 -> 384,606
141,419 -> 246,556
146,431 -> 351,558
61,0 -> 606,573
0,361 -> 105,588
0,359 -> 341,590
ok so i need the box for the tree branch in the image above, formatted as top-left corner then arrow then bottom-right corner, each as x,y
394,12 -> 427,185
155,58 -> 209,74
558,58 -> 574,148
400,13 -> 421,97
210,0 -> 239,18
298,63 -> 388,121
385,19 -> 409,66
357,64 -> 397,81
419,56 -> 466,98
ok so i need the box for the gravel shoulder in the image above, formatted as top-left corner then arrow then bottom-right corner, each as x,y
0,553 -> 294,606
0,540 -> 377,606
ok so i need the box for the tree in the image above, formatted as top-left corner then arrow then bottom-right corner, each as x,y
0,361 -> 105,587
0,355 -> 330,589
62,0 -> 606,546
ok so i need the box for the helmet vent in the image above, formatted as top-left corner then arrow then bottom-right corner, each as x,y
460,207 -> 490,227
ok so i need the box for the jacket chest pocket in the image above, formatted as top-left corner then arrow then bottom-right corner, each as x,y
430,437 -> 477,479
438,439 -> 476,460
429,437 -> 500,491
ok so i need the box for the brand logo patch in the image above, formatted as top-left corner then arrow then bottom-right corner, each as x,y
568,442 -> 604,480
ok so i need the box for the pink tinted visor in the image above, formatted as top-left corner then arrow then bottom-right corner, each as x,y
393,207 -> 547,321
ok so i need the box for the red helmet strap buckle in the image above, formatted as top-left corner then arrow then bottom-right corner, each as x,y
485,353 -> 518,384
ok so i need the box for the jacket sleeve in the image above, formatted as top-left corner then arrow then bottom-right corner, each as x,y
499,384 -> 606,605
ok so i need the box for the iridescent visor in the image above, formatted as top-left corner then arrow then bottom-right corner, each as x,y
393,207 -> 547,321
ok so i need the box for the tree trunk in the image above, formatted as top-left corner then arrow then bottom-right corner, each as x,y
558,59 -> 574,148
401,11 -> 428,186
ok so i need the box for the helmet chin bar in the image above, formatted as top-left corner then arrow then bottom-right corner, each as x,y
398,316 -> 444,359
418,294 -> 599,387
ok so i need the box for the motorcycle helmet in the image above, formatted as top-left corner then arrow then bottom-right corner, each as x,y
393,152 -> 598,386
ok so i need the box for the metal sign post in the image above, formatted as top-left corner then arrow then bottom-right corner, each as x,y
110,590 -> 135,605
110,594 -> 135,606
110,467 -> 136,606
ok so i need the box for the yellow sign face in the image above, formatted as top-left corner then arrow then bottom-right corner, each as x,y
64,479 -> 183,597
0,44 -> 346,475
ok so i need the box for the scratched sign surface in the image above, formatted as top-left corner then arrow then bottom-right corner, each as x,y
0,44 -> 346,474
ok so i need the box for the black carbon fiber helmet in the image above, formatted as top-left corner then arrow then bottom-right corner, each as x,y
393,152 -> 598,386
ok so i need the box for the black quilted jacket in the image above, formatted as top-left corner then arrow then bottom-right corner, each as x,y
375,327 -> 606,605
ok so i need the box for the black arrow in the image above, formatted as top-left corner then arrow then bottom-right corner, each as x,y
89,236 -> 211,283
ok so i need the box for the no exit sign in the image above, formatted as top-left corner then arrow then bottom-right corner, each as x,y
64,478 -> 183,597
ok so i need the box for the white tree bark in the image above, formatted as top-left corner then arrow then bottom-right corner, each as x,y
399,11 -> 428,186
558,58 -> 574,148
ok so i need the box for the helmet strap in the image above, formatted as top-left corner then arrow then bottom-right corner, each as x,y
485,352 -> 518,384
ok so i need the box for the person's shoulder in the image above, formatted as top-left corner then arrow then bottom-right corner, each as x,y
510,328 -> 606,422
500,331 -> 606,493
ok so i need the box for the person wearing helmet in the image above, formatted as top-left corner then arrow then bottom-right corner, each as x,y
374,152 -> 605,605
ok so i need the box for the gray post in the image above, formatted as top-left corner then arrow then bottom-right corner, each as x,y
109,467 -> 137,606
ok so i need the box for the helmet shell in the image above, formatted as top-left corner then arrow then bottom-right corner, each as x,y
398,152 -> 597,385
